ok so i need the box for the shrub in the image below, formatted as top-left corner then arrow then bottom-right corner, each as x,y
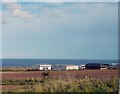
2,77 -> 119,92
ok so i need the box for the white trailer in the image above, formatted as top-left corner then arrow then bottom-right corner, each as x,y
66,65 -> 79,70
32,64 -> 52,71
39,64 -> 52,71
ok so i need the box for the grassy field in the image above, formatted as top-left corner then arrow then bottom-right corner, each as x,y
0,67 -> 31,72
2,77 -> 119,92
1,70 -> 119,93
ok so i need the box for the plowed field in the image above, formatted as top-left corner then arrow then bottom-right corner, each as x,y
1,69 -> 118,80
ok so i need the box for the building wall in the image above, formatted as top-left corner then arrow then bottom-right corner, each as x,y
66,66 -> 79,70
39,66 -> 51,70
100,67 -> 108,70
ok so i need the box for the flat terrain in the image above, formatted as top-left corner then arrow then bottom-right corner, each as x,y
1,69 -> 118,80
1,69 -> 119,92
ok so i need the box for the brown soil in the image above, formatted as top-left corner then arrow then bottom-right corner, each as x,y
1,69 -> 118,80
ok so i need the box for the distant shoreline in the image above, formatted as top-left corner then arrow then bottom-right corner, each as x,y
1,59 -> 118,68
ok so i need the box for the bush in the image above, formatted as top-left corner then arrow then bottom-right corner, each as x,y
2,77 -> 119,92
32,78 -> 119,92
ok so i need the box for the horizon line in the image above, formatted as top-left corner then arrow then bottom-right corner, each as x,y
0,58 -> 118,60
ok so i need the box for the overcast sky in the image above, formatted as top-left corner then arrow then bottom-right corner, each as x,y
0,1 -> 118,59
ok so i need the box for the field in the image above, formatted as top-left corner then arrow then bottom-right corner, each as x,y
1,69 -> 119,93
0,67 -> 31,71
1,69 -> 118,80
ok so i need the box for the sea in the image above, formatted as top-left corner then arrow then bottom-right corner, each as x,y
0,59 -> 118,68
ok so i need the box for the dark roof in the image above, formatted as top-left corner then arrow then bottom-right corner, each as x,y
86,63 -> 100,66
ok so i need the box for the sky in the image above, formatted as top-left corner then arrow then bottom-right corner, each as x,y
0,1 -> 118,59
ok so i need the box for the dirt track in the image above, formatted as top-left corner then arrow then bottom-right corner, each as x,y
1,69 -> 118,80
